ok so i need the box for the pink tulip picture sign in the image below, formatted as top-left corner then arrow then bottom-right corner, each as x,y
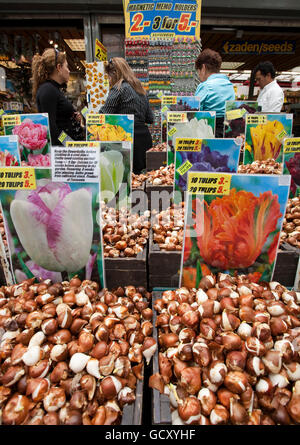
3,113 -> 51,167
0,168 -> 105,287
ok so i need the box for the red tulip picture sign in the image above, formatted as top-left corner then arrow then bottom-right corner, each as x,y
181,173 -> 291,288
283,137 -> 300,198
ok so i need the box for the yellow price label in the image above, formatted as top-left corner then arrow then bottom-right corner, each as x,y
0,168 -> 36,190
226,108 -> 247,121
0,109 -> 5,116
175,138 -> 202,151
188,173 -> 231,195
86,114 -> 106,125
167,112 -> 187,123
168,127 -> 177,137
66,141 -> 99,148
246,114 -> 267,125
58,132 -> 68,143
162,96 -> 177,105
276,129 -> 287,142
95,38 -> 107,61
2,115 -> 21,127
157,92 -> 163,99
161,106 -> 168,113
284,137 -> 300,153
177,160 -> 193,176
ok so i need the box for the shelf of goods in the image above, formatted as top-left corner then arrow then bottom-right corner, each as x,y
150,274 -> 300,425
0,279 -> 156,425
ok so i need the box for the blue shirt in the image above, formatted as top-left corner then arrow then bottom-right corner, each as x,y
195,73 -> 235,118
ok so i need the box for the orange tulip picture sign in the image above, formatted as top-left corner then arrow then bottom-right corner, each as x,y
181,173 -> 291,288
244,113 -> 293,164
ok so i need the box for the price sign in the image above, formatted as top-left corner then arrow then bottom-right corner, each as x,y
95,39 -> 107,62
246,114 -> 267,125
167,112 -> 188,123
2,115 -> 21,127
0,168 -> 36,189
276,129 -> 287,142
187,172 -> 231,195
66,141 -> 100,148
226,108 -> 247,121
162,96 -> 178,105
284,137 -> 300,153
175,138 -> 202,151
177,160 -> 193,176
123,0 -> 201,39
86,114 -> 106,125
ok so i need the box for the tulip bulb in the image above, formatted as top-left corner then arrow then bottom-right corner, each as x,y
69,353 -> 90,373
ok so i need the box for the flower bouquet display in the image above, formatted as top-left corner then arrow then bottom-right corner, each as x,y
0,168 -> 105,286
244,113 -> 293,165
223,100 -> 259,141
3,114 -> 51,166
86,114 -> 134,142
181,173 -> 290,288
283,137 -> 300,198
0,135 -> 21,166
167,111 -> 216,165
174,138 -> 241,197
100,141 -> 132,208
161,96 -> 201,143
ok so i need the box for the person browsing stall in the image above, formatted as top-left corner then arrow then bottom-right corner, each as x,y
99,57 -> 154,174
32,48 -> 83,145
253,61 -> 284,113
195,49 -> 235,138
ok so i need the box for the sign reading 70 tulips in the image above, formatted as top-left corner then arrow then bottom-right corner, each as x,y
181,173 -> 291,288
0,168 -> 105,287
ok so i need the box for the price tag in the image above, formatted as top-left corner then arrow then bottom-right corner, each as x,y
95,38 -> 107,61
0,109 -> 5,116
162,96 -> 177,105
81,107 -> 88,118
167,112 -> 187,123
246,114 -> 267,125
86,114 -> 106,125
157,92 -> 163,99
161,106 -> 168,113
284,137 -> 300,153
175,138 -> 202,151
226,108 -> 247,121
66,141 -> 100,148
187,173 -> 231,195
2,115 -> 21,127
0,167 -> 36,189
276,129 -> 287,142
177,160 -> 193,176
168,127 -> 177,137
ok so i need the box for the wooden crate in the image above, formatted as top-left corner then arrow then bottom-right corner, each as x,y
104,245 -> 147,289
273,248 -> 300,288
148,230 -> 181,290
146,181 -> 174,213
146,151 -> 167,171
121,366 -> 144,425
151,291 -> 172,425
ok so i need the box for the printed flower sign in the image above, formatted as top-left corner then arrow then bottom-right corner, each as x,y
3,114 -> 51,167
181,173 -> 290,288
223,100 -> 259,140
0,168 -> 105,286
86,114 -> 134,143
0,135 -> 21,166
244,113 -> 293,164
283,137 -> 300,198
167,111 -> 216,165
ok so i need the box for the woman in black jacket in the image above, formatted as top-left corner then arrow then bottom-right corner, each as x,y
31,48 -> 83,145
100,57 -> 154,174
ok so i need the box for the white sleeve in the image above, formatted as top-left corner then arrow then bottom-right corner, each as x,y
266,87 -> 284,112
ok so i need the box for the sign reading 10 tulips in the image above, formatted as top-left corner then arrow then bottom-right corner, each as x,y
0,167 -> 36,189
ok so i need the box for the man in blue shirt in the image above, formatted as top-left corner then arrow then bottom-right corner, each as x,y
195,48 -> 235,137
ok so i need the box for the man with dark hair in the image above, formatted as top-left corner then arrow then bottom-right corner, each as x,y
195,48 -> 235,137
253,61 -> 284,112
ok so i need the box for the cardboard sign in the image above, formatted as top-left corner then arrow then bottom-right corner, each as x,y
95,38 -> 107,61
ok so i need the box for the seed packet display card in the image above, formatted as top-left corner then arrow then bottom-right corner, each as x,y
283,137 -> 300,198
85,61 -> 109,113
0,167 -> 105,287
167,111 -> 216,165
2,113 -> 51,167
223,100 -> 259,140
86,114 -> 134,143
180,172 -> 291,288
0,135 -> 21,166
174,138 -> 242,198
244,113 -> 293,165
161,96 -> 201,143
100,141 -> 132,209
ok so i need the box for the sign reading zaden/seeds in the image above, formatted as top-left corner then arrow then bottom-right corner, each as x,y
244,113 -> 293,165
181,173 -> 290,288
283,137 -> 300,197
85,61 -> 109,113
0,168 -> 105,287
167,111 -> 216,165
3,113 -> 51,166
